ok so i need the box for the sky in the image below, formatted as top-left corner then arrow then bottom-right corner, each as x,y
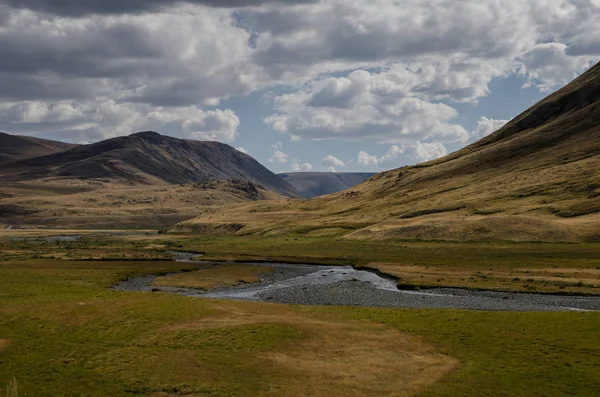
0,1 -> 599,173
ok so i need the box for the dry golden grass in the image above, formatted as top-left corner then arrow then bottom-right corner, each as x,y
0,180 -> 284,230
152,264 -> 273,290
344,214 -> 593,242
173,64 -> 600,242
372,263 -> 600,294
155,303 -> 458,397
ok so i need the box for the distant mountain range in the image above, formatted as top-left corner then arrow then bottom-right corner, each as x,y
279,172 -> 376,198
174,61 -> 600,242
0,131 -> 300,198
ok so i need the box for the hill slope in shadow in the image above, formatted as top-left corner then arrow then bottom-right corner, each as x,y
0,132 -> 77,164
0,131 -> 300,198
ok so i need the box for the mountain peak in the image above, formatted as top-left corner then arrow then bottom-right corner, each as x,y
131,131 -> 163,139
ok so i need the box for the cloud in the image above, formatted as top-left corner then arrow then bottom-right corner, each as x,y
325,166 -> 336,172
471,117 -> 509,141
290,161 -> 313,171
0,7 -> 257,106
181,109 -> 239,142
0,100 -> 240,143
3,0 -> 317,17
269,149 -> 289,163
357,151 -> 379,166
1,0 -> 599,146
265,69 -> 470,144
235,146 -> 249,154
322,155 -> 345,168
519,43 -> 596,91
358,142 -> 448,168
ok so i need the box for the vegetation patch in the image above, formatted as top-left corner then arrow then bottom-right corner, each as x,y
153,264 -> 273,290
397,205 -> 467,219
0,259 -> 459,396
373,263 -> 600,295
0,339 -> 11,352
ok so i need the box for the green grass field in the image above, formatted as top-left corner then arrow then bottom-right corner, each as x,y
1,234 -> 600,395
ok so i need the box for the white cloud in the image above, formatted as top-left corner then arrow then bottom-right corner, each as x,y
357,151 -> 379,166
1,0 -> 600,145
181,109 -> 239,142
0,100 -> 241,143
265,69 -> 471,144
471,117 -> 509,141
290,161 -> 313,171
326,166 -> 337,172
519,43 -> 596,91
322,155 -> 345,168
412,142 -> 448,162
358,141 -> 448,168
269,149 -> 288,163
235,146 -> 248,154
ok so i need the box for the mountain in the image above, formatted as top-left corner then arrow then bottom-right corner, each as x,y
278,172 -> 376,198
172,62 -> 600,242
0,131 -> 300,198
0,132 -> 77,164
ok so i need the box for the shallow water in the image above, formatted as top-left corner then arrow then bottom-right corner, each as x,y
112,253 -> 600,312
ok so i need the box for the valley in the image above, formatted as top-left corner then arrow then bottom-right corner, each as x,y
1,231 -> 600,395
2,58 -> 600,396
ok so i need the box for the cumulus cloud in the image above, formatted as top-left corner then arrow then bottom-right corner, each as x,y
520,43 -> 597,91
265,69 -> 470,144
0,7 -> 259,106
0,100 -> 242,143
235,146 -> 249,154
0,0 -> 599,147
471,117 -> 509,141
322,155 -> 345,168
290,161 -> 313,171
357,151 -> 379,166
268,142 -> 289,163
181,109 -> 239,142
358,142 -> 448,168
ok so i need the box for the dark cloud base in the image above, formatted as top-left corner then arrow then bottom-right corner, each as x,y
2,0 -> 317,16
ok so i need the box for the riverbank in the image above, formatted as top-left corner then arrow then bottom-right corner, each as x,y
2,246 -> 600,395
112,255 -> 600,312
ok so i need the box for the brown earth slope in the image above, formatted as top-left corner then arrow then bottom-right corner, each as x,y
172,62 -> 600,242
0,132 -> 77,164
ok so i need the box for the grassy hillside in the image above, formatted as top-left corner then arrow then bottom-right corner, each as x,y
0,180 -> 284,230
173,62 -> 600,242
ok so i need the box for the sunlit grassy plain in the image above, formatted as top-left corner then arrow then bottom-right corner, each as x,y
1,232 -> 600,396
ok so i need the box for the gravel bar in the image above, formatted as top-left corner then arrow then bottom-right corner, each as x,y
111,254 -> 600,312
